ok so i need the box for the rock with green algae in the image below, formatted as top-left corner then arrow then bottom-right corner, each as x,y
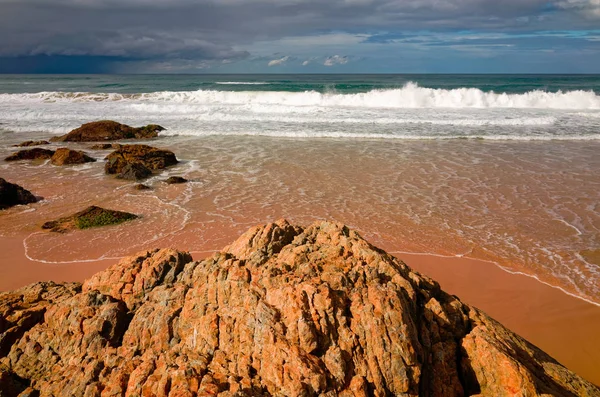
41,205 -> 138,233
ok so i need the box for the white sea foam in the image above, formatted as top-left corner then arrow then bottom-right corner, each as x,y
1,82 -> 599,109
572,111 -> 600,118
556,219 -> 583,236
159,129 -> 600,140
0,82 -> 598,141
123,105 -> 558,126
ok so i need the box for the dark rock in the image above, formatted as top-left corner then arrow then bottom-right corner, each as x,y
51,120 -> 165,142
13,141 -> 50,147
116,163 -> 152,181
4,148 -> 55,162
50,148 -> 96,166
41,206 -> 138,233
104,144 -> 177,175
0,178 -> 38,210
165,176 -> 188,184
0,364 -> 30,397
89,143 -> 121,150
133,184 -> 151,191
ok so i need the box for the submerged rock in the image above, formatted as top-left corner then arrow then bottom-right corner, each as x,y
50,148 -> 96,166
41,205 -> 138,233
4,148 -> 55,162
165,176 -> 188,184
104,144 -> 178,175
1,220 -> 598,396
89,143 -> 121,150
51,120 -> 165,142
0,178 -> 38,210
133,183 -> 151,191
13,140 -> 50,147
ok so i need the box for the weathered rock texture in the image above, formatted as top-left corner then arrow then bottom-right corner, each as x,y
41,206 -> 138,233
13,141 -> 50,147
50,148 -> 96,166
1,220 -> 598,397
104,144 -> 178,176
4,149 -> 55,162
51,121 -> 165,142
0,179 -> 38,210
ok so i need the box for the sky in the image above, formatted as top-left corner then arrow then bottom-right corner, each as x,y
0,0 -> 599,73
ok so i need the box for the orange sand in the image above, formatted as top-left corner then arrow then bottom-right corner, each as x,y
0,236 -> 599,386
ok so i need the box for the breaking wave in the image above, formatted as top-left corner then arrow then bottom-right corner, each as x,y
1,82 -> 599,109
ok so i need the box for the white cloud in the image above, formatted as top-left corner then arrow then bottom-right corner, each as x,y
267,55 -> 289,66
555,0 -> 600,18
301,56 -> 318,66
324,55 -> 349,66
555,0 -> 600,9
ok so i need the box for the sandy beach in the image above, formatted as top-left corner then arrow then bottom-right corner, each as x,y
1,75 -> 599,391
1,232 -> 599,386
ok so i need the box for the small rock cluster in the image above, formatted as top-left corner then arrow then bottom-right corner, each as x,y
1,121 -> 187,226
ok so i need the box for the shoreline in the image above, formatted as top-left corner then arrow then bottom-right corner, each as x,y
0,234 -> 599,385
390,250 -> 600,309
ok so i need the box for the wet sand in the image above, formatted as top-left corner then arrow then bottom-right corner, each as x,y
0,237 -> 116,290
1,235 -> 599,386
2,138 -> 599,303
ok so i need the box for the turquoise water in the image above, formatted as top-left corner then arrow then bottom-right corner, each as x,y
0,74 -> 599,94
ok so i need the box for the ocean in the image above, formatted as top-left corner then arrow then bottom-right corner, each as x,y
1,74 -> 600,139
0,74 -> 599,304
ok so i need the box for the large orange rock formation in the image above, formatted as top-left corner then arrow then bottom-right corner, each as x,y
0,220 -> 598,396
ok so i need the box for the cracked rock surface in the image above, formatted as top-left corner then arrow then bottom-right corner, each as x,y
0,220 -> 598,396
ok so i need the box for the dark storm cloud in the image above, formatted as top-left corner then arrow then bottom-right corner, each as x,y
0,0 -> 598,72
